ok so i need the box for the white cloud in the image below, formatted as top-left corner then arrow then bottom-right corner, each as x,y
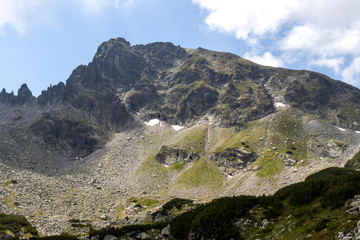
193,0 -> 302,40
309,57 -> 345,74
280,22 -> 360,57
0,0 -> 57,35
194,0 -> 360,56
193,0 -> 360,86
341,57 -> 360,85
244,52 -> 283,67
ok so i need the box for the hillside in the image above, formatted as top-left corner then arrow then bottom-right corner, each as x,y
1,37 -> 360,235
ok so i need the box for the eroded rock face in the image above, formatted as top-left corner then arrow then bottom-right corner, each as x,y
155,146 -> 199,166
37,82 -> 66,105
176,85 -> 219,124
211,148 -> 258,170
29,114 -> 107,158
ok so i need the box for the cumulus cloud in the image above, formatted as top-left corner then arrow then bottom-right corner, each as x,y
193,0 -> 360,86
342,57 -> 360,85
244,52 -> 283,68
193,0 -> 301,39
309,58 -> 345,75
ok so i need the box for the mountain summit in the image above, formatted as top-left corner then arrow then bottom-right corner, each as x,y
1,37 -> 360,235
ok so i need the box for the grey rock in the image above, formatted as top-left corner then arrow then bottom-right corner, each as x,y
261,219 -> 270,229
161,224 -> 171,237
0,235 -> 14,240
351,201 -> 360,207
104,235 -> 118,240
140,232 -> 151,240
211,148 -> 258,170
155,146 -> 189,166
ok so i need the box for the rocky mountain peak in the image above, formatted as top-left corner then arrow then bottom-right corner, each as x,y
2,37 -> 360,236
17,83 -> 33,104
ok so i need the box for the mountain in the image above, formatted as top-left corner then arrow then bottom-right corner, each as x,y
1,37 -> 360,235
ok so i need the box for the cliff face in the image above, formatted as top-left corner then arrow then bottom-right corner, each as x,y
1,37 -> 360,235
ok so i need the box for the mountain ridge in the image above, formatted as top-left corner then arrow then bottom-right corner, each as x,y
1,37 -> 360,235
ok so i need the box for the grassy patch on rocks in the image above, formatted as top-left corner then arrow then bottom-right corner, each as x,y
255,152 -> 285,178
0,213 -> 38,237
175,157 -> 223,189
256,111 -> 310,177
168,160 -> 186,172
213,119 -> 267,154
169,125 -> 206,154
345,150 -> 360,169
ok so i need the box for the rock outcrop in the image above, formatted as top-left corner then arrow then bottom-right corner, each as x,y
211,148 -> 258,170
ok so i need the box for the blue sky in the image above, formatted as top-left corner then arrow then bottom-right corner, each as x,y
1,0 -> 360,96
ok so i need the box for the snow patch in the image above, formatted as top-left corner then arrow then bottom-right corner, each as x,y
356,131 -> 360,134
336,126 -> 346,131
227,175 -> 234,179
145,119 -> 160,126
172,125 -> 184,131
275,102 -> 286,107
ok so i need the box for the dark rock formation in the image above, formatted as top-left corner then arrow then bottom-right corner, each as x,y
155,146 -> 199,166
211,148 -> 258,170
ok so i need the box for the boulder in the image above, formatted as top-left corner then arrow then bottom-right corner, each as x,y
161,225 -> 171,237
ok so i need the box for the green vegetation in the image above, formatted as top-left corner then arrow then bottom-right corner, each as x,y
162,198 -> 193,211
4,192 -> 17,209
30,234 -> 78,240
305,167 -> 357,180
115,203 -> 125,219
89,222 -> 169,240
137,198 -> 161,209
68,219 -> 88,228
168,167 -> 360,239
268,110 -> 308,157
0,213 -> 38,236
141,129 -> 175,157
345,150 -> 360,169
135,157 -> 167,179
213,119 -> 266,153
151,198 -> 194,218
70,223 -> 87,228
170,125 -> 206,154
255,152 -> 284,178
176,157 -> 223,189
168,160 -> 186,171
256,111 -> 310,177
